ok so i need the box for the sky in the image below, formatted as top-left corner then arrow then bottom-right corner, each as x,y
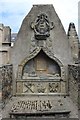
0,0 -> 80,35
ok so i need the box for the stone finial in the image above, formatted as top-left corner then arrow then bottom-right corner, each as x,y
67,23 -> 79,61
67,22 -> 78,38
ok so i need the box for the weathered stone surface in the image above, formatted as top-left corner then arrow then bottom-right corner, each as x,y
68,65 -> 80,108
2,96 -> 79,118
1,4 -> 80,119
1,65 -> 13,107
0,24 -> 11,65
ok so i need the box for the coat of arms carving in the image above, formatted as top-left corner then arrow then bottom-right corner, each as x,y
31,13 -> 54,40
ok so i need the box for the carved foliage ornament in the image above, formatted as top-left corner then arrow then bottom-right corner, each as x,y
31,13 -> 54,40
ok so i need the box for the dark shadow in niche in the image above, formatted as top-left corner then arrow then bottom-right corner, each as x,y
22,50 -> 61,78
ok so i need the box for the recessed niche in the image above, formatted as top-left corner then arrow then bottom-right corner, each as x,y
22,50 -> 61,78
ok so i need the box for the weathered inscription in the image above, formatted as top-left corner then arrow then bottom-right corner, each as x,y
11,100 -> 52,112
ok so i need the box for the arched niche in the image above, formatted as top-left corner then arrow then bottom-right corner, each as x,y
17,48 -> 64,79
22,50 -> 61,78
16,49 -> 66,94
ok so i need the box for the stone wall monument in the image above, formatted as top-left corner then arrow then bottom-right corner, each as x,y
1,4 -> 80,119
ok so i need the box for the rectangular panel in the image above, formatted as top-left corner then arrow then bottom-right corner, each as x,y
36,58 -> 47,71
16,80 -> 61,94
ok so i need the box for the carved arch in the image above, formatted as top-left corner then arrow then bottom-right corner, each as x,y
17,47 -> 64,79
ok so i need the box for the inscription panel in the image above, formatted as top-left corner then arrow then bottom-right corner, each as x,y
11,100 -> 52,112
10,98 -> 70,119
